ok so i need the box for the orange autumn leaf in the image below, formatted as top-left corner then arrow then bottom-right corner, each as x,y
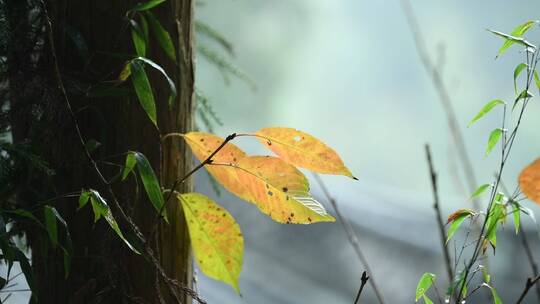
255,127 -> 356,179
179,193 -> 243,293
519,158 -> 540,205
183,132 -> 334,224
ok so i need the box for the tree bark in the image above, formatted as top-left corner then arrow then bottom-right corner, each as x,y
7,0 -> 194,303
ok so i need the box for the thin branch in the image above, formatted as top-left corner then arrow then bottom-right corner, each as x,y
40,2 -> 204,303
425,144 -> 454,283
499,176 -> 540,302
353,271 -> 369,304
517,275 -> 540,304
400,0 -> 480,210
313,174 -> 385,304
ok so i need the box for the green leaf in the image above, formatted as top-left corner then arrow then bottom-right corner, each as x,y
180,193 -> 243,293
89,190 -> 140,254
118,63 -> 131,82
485,128 -> 503,156
534,70 -> 540,94
483,283 -> 503,304
479,265 -> 491,283
468,100 -> 505,127
132,152 -> 167,221
145,11 -> 176,62
44,206 -> 58,248
4,209 -> 43,228
194,21 -> 233,55
513,63 -> 528,94
44,206 -> 72,277
471,183 -> 492,199
122,153 -> 137,181
131,0 -> 166,11
14,248 -> 37,300
422,295 -> 433,304
513,90 -> 534,110
78,191 -> 90,210
416,273 -> 436,301
489,20 -> 538,57
130,19 -> 147,57
511,201 -> 521,234
129,59 -> 157,127
446,213 -> 471,242
134,57 -> 176,106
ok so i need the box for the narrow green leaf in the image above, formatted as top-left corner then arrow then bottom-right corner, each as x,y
447,213 -> 470,242
534,70 -> 540,94
194,21 -> 234,55
44,206 -> 58,248
416,273 -> 436,301
119,63 -> 131,82
483,283 -> 503,304
131,0 -> 166,12
130,59 -> 157,127
130,19 -> 147,57
134,57 -> 176,106
422,295 -> 433,304
513,63 -> 528,94
133,152 -> 167,221
468,100 -> 505,127
4,209 -> 43,228
471,183 -> 491,199
488,21 -> 538,57
485,128 -> 503,156
479,265 -> 491,284
89,190 -> 140,254
122,153 -> 137,181
513,90 -> 534,110
78,191 -> 90,210
146,11 -> 176,62
511,201 -> 521,234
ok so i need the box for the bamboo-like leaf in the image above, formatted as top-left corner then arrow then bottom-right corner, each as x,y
485,128 -> 503,156
446,210 -> 473,242
255,127 -> 355,178
145,11 -> 176,62
88,190 -> 140,254
130,60 -> 157,126
511,201 -> 521,234
179,193 -> 243,293
79,191 -> 90,210
182,132 -> 335,224
422,295 -> 433,304
482,283 -> 503,304
119,63 -> 131,81
131,0 -> 166,12
195,21 -> 234,55
44,205 -> 58,248
489,20 -> 538,57
513,63 -> 528,94
131,152 -> 167,221
519,158 -> 540,205
130,19 -> 147,57
470,183 -> 491,199
415,273 -> 435,301
134,57 -> 176,106
468,100 -> 505,127
513,89 -> 534,110
122,153 -> 137,181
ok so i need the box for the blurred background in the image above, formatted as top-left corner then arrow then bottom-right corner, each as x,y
193,0 -> 540,303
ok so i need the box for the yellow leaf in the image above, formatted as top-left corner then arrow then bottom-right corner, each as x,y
255,127 -> 356,179
519,158 -> 540,205
212,156 -> 335,224
179,193 -> 243,293
182,132 -> 335,224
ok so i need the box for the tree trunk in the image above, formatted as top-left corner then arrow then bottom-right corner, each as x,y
7,0 -> 194,303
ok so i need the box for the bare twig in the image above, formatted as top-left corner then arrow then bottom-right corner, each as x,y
41,2 -> 205,303
313,174 -> 385,304
517,275 -> 540,304
499,176 -> 540,302
353,271 -> 369,304
400,0 -> 480,211
425,144 -> 454,283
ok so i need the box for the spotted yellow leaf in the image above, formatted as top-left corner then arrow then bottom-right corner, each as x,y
519,158 -> 540,205
182,132 -> 334,224
179,193 -> 243,293
255,127 -> 356,178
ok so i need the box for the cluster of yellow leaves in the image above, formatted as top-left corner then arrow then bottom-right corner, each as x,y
177,127 -> 354,292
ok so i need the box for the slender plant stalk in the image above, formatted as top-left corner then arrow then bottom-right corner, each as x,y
517,275 -> 540,304
313,174 -> 385,304
400,0 -> 481,211
425,144 -> 454,283
41,2 -> 205,302
354,271 -> 369,304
